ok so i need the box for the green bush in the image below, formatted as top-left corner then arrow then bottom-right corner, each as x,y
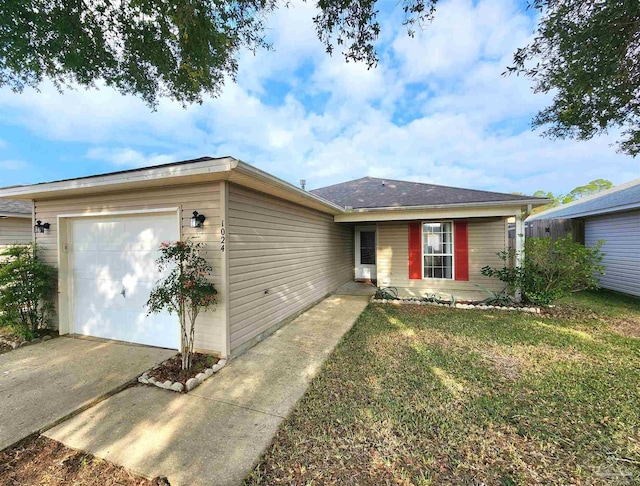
481,236 -> 605,306
0,244 -> 57,339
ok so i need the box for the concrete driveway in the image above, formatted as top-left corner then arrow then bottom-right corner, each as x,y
45,295 -> 370,486
0,336 -> 175,451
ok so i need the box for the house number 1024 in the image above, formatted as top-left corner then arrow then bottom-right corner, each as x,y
220,220 -> 226,252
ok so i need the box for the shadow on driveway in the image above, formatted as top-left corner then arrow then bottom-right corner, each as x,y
0,336 -> 175,451
45,295 -> 370,486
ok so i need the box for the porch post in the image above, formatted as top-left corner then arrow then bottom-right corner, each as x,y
514,212 -> 525,302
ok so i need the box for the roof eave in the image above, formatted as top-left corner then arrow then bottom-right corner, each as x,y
527,201 -> 640,221
346,198 -> 550,212
0,212 -> 31,219
230,161 -> 346,215
0,157 -> 346,216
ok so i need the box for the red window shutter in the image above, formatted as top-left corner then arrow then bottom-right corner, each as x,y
454,221 -> 469,281
408,222 -> 422,280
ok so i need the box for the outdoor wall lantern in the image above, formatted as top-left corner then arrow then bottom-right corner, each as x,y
190,211 -> 206,229
34,220 -> 50,234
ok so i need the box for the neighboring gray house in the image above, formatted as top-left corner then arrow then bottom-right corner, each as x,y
0,199 -> 32,256
527,178 -> 640,297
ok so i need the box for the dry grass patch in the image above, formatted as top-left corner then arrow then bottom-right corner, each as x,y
0,436 -> 167,486
609,317 -> 640,339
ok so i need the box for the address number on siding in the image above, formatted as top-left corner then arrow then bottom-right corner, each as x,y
220,220 -> 226,252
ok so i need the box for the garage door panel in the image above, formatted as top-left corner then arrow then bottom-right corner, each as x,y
73,251 -> 129,282
72,222 -> 100,251
127,310 -> 178,349
74,278 -> 126,311
71,213 -> 179,349
120,280 -> 155,310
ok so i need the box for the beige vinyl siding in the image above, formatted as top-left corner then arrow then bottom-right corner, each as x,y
0,217 -> 32,254
585,209 -> 640,297
33,182 -> 225,354
228,184 -> 354,353
377,218 -> 508,300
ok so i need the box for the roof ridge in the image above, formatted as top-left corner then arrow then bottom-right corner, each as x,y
313,175 -> 543,200
309,176 -> 371,192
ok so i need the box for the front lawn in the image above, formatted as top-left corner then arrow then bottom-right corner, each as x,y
246,290 -> 640,484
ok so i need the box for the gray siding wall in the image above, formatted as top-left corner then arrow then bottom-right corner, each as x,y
585,209 -> 640,297
227,184 -> 354,353
0,217 -> 32,255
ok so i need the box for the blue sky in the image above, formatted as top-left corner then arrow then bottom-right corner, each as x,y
0,0 -> 638,195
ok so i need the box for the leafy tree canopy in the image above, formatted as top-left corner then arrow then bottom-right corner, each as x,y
509,0 -> 640,156
531,178 -> 613,214
0,0 -> 434,106
2,0 -> 639,159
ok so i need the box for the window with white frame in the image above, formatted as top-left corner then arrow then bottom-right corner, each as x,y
423,222 -> 454,279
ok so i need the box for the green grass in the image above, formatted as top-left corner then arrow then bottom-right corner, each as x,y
245,290 -> 640,485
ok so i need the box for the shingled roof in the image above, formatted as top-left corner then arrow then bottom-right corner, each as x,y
0,198 -> 31,217
310,177 -> 542,209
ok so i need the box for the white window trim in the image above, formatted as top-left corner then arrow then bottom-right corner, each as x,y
421,220 -> 455,281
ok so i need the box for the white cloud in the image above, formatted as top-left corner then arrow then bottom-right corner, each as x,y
86,148 -> 180,167
0,159 -> 29,170
0,0 -> 638,196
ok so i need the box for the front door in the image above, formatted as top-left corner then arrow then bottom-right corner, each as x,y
355,226 -> 377,282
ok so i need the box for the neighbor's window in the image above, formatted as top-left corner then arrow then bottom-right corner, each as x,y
423,222 -> 453,279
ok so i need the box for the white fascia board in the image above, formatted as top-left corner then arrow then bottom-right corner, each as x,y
0,158 -> 237,199
335,205 -> 526,223
0,212 -> 31,218
346,199 -> 548,213
233,160 -> 346,215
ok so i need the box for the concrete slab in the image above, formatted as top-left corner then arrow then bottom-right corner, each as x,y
334,281 -> 377,296
0,336 -> 175,451
45,386 -> 283,486
45,295 -> 370,486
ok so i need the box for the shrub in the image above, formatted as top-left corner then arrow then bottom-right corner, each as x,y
374,287 -> 398,300
481,236 -> 605,305
0,244 -> 56,339
147,240 -> 217,370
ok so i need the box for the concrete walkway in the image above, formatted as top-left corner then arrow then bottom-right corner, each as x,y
0,337 -> 175,451
335,280 -> 377,296
45,295 -> 369,486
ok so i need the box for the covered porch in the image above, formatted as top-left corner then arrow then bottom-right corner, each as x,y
341,214 -> 525,302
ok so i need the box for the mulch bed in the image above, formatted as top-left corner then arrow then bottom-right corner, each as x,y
0,328 -> 59,355
0,341 -> 13,354
147,352 -> 219,385
0,435 -> 169,486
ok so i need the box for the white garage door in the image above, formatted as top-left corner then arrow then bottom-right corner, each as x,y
71,213 -> 180,349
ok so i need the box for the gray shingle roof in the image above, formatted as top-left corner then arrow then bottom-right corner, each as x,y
0,198 -> 31,216
527,178 -> 640,221
310,177 -> 542,209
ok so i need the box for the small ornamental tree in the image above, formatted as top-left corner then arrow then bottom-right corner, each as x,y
0,243 -> 56,339
147,240 -> 217,370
